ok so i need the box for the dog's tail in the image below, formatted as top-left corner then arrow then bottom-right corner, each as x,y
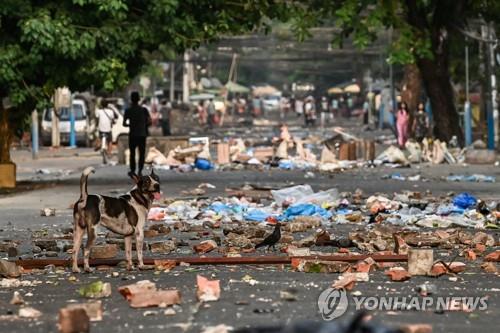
79,167 -> 95,204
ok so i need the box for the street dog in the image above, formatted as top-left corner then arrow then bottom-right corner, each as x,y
72,167 -> 161,273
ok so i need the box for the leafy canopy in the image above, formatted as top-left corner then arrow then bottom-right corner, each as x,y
0,0 -> 290,109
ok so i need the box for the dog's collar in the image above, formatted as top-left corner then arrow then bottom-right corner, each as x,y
129,188 -> 150,208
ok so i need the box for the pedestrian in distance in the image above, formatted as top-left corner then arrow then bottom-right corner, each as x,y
95,99 -> 118,155
159,99 -> 171,136
396,101 -> 410,148
123,91 -> 151,177
320,96 -> 329,128
413,102 -> 429,143
207,98 -> 216,128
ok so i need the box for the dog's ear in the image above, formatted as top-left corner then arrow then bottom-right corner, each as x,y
150,168 -> 156,177
129,172 -> 140,184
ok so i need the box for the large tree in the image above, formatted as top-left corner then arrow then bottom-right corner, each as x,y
289,0 -> 499,142
0,0 -> 289,164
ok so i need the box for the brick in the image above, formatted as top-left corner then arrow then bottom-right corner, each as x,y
193,240 -> 218,254
291,259 -> 350,273
90,244 -> 118,259
393,234 -> 410,255
400,324 -> 432,333
385,267 -> 411,281
484,250 -> 500,262
150,240 -> 176,254
65,301 -> 103,321
0,259 -> 22,278
58,307 -> 90,333
481,262 -> 497,273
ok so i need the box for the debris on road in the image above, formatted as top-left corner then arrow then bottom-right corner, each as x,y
0,259 -> 22,278
118,280 -> 181,308
78,281 -> 111,298
40,208 -> 56,216
58,307 -> 90,333
197,275 -> 221,302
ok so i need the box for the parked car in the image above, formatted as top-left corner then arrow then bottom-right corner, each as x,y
41,99 -> 89,146
262,94 -> 281,112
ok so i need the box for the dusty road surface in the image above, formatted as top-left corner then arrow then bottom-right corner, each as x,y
0,145 -> 499,333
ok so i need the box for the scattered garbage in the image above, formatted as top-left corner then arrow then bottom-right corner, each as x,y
40,208 -> 56,217
452,192 -> 477,209
446,174 -> 496,183
78,281 -> 112,298
18,306 -> 42,318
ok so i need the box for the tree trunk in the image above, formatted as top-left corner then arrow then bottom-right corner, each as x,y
0,103 -> 12,164
400,64 -> 421,114
417,56 -> 463,143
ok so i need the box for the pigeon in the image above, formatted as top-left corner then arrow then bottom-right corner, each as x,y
255,222 -> 281,251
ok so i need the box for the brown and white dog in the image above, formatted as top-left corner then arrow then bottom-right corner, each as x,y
72,167 -> 160,273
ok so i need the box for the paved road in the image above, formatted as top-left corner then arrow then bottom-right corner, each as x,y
0,151 -> 499,333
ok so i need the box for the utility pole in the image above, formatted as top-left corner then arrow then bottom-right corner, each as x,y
464,37 -> 472,146
169,62 -> 175,102
182,51 -> 190,103
483,23 -> 498,150
488,22 -> 498,149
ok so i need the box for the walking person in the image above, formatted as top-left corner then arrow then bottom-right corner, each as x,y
197,100 -> 207,126
207,98 -> 216,128
320,96 -> 329,128
123,91 -> 151,176
396,102 -> 410,148
95,99 -> 118,156
413,102 -> 429,143
159,99 -> 171,136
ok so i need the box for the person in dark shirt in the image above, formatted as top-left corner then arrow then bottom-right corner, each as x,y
123,92 -> 151,176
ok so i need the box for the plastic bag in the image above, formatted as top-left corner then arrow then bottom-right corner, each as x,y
271,185 -> 314,206
452,192 -> 477,209
195,158 -> 213,170
281,203 -> 332,220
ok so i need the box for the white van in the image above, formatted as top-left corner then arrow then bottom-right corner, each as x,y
41,99 -> 89,146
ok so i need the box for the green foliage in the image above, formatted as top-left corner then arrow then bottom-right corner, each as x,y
0,0 -> 290,112
287,0 -> 497,67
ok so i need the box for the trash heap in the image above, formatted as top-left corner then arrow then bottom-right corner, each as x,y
142,124 -> 498,175
148,184 -> 499,230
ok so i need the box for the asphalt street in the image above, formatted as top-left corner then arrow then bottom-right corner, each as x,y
0,149 -> 499,333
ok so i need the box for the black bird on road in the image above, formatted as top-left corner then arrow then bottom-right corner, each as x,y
255,222 -> 281,251
477,200 -> 490,217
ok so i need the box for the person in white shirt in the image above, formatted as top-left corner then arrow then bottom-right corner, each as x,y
95,99 -> 118,154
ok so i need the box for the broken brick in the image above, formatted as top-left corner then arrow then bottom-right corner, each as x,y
90,244 -> 118,259
385,267 -> 411,281
429,262 -> 466,276
150,240 -> 177,254
65,301 -> 103,322
58,307 -> 90,333
196,275 -> 221,302
484,250 -> 500,262
0,259 -> 22,278
332,273 -> 356,290
118,280 -> 181,308
481,262 -> 497,273
355,257 -> 375,273
393,234 -> 410,255
153,260 -> 176,271
291,259 -> 350,273
474,243 -> 486,254
399,324 -> 433,333
193,240 -> 218,254
465,249 -> 476,261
